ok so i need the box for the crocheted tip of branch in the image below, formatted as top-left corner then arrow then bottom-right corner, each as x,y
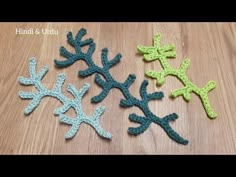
137,33 -> 176,62
137,33 -> 217,119
120,80 -> 189,145
18,57 -> 112,140
54,28 -> 188,145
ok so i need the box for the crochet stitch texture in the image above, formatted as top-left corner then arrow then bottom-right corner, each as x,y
54,28 -> 188,145
18,58 -> 112,139
137,34 -> 217,119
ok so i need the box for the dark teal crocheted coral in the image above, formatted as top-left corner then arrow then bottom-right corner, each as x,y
54,28 -> 188,145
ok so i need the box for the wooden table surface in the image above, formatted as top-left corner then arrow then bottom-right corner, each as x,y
0,23 -> 235,154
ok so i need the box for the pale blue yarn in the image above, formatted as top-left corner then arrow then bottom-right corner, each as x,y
18,57 -> 112,139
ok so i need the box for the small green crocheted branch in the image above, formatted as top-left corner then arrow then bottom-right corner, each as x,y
137,34 -> 217,119
18,58 -> 112,139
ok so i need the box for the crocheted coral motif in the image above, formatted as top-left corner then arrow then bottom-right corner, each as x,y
137,34 -> 217,119
54,28 -> 188,145
18,58 -> 112,139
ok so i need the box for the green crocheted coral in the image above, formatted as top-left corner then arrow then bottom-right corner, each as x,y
54,28 -> 189,145
137,33 -> 217,119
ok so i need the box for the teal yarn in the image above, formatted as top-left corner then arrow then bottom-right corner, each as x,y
18,58 -> 112,139
54,28 -> 188,145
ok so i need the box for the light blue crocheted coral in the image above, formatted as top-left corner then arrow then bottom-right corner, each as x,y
18,58 -> 112,139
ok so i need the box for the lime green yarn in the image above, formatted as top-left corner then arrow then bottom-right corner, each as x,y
138,34 -> 217,119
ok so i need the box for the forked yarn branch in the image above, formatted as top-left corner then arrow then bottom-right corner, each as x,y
137,34 -> 217,119
54,28 -> 188,145
18,58 -> 112,139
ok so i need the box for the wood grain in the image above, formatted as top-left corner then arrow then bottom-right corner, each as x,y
0,22 -> 235,154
